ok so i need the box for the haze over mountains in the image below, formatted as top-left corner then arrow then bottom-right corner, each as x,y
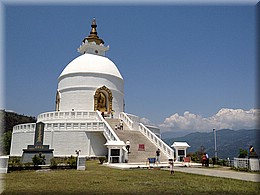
162,129 -> 259,159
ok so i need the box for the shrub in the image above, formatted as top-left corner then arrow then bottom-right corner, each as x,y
9,157 -> 22,167
32,155 -> 41,166
50,158 -> 58,168
98,156 -> 107,164
67,155 -> 77,167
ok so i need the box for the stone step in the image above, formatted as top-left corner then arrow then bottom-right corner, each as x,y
105,118 -> 130,131
105,119 -> 169,163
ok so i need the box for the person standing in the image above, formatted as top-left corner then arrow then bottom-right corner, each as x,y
111,110 -> 115,118
206,153 -> 209,167
169,159 -> 174,175
156,148 -> 161,163
126,140 -> 130,153
202,153 -> 206,166
119,120 -> 123,130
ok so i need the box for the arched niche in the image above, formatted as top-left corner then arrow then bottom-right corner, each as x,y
55,90 -> 61,111
94,86 -> 113,113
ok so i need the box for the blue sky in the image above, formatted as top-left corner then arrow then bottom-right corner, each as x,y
2,1 -> 258,131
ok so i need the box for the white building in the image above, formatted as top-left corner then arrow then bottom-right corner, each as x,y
10,19 -> 174,163
171,142 -> 190,162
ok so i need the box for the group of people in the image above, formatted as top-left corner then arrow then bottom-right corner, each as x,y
202,153 -> 209,167
115,120 -> 124,131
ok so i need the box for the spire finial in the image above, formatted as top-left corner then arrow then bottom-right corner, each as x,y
90,18 -> 97,36
83,18 -> 104,45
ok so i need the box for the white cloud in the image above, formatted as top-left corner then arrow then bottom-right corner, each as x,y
140,117 -> 151,125
160,108 -> 259,132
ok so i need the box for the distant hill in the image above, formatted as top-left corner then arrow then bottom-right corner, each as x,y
163,129 -> 259,159
0,110 -> 36,133
0,110 -> 36,155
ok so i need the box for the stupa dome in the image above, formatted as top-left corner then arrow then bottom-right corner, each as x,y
59,53 -> 123,80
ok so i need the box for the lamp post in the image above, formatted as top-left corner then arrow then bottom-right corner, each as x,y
213,129 -> 217,159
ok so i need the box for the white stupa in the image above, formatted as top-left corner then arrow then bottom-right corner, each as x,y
57,18 -> 124,116
10,19 -> 174,163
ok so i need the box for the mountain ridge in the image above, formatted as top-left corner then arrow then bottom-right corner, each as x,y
163,129 -> 259,159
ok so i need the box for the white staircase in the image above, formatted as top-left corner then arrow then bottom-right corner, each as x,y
106,118 -> 170,163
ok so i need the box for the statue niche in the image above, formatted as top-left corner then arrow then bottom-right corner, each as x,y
55,91 -> 61,111
94,86 -> 113,113
97,92 -> 107,112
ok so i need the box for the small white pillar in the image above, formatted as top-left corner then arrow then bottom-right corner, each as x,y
171,142 -> 190,162
77,156 -> 86,170
0,156 -> 9,173
105,141 -> 125,163
249,158 -> 260,171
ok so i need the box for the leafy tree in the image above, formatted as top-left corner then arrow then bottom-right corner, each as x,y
1,110 -> 36,155
1,131 -> 12,155
238,148 -> 247,158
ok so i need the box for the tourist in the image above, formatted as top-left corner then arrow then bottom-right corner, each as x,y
202,153 -> 207,166
206,153 -> 209,167
115,125 -> 118,131
156,148 -> 160,163
126,140 -> 130,153
101,112 -> 105,118
169,159 -> 174,175
111,110 -> 115,118
119,120 -> 123,130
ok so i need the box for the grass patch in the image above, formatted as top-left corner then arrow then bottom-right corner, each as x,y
3,160 -> 259,194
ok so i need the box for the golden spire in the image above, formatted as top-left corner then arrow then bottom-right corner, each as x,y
83,18 -> 104,45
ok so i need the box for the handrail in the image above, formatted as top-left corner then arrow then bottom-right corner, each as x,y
13,122 -> 106,133
119,112 -> 134,130
139,123 -> 174,159
37,111 -> 100,122
13,123 -> 36,132
97,111 -> 128,162
96,111 -> 120,142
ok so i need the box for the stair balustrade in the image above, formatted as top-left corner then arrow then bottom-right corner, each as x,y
139,123 -> 174,159
97,111 -> 121,142
119,112 -> 134,130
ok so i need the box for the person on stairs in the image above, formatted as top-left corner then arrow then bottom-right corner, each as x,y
156,148 -> 160,163
126,140 -> 130,153
119,120 -> 124,130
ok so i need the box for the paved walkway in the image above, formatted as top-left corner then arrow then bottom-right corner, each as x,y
106,163 -> 260,183
173,166 -> 260,182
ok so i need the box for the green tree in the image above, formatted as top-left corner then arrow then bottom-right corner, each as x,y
1,131 -> 12,155
238,148 -> 247,158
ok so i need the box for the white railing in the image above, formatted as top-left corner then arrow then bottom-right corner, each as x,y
233,158 -> 260,171
45,122 -> 104,131
37,111 -> 100,122
139,123 -> 174,159
13,122 -> 106,133
119,112 -> 134,130
96,111 -> 120,142
97,111 -> 129,162
234,158 -> 249,169
13,123 -> 36,133
127,113 -> 140,129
